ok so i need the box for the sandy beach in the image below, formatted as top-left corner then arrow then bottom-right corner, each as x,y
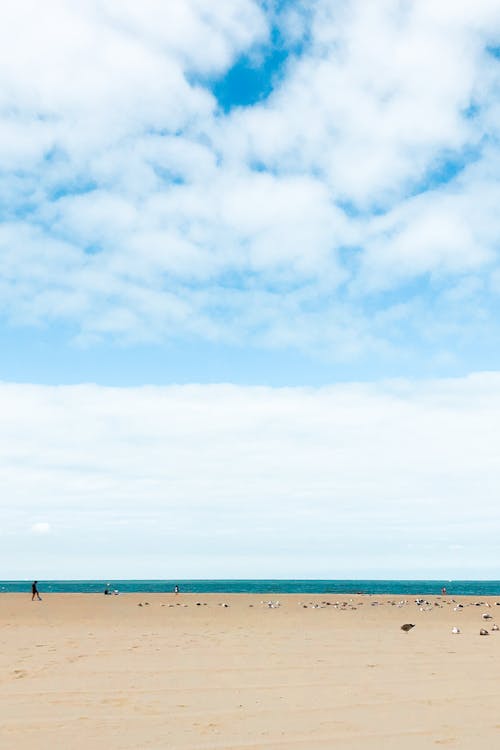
1,592 -> 499,749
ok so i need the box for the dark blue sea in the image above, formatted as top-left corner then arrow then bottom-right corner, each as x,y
2,580 -> 500,596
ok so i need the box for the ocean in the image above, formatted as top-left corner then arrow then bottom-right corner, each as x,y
2,579 -> 500,596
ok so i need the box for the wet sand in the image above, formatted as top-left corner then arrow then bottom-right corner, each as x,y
1,593 -> 499,749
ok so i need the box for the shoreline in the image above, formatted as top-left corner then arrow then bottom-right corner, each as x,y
3,580 -> 500,596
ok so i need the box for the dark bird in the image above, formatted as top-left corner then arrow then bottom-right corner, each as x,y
401,623 -> 415,632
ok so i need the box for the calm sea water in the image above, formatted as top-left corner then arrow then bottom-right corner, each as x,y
2,580 -> 500,596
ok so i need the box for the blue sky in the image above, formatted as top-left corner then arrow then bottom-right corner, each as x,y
1,0 -> 500,387
2,1 -> 500,578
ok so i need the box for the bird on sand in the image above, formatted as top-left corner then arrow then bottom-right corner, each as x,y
401,623 -> 415,632
480,628 -> 489,636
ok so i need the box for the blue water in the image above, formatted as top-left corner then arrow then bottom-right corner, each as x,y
2,580 -> 500,596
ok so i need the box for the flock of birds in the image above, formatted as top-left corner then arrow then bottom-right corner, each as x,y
135,596 -> 500,635
398,598 -> 500,635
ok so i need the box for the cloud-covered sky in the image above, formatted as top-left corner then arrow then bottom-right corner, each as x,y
1,2 -> 500,578
2,375 -> 500,579
2,0 -> 500,378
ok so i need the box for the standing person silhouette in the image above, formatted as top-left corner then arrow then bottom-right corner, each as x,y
31,581 -> 41,601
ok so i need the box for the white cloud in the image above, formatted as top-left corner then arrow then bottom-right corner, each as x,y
1,375 -> 500,578
1,2 -> 500,360
30,522 -> 51,535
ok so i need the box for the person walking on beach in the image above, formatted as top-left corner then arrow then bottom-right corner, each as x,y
31,581 -> 41,601
174,584 -> 179,595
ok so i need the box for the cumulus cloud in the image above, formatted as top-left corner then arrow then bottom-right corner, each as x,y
30,522 -> 51,535
1,1 -> 500,362
1,375 -> 500,578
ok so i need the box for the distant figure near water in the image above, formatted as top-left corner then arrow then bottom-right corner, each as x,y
174,585 -> 179,594
441,587 -> 447,596
31,581 -> 41,601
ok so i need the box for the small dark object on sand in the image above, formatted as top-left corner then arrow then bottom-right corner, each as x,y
401,623 -> 415,632
480,628 -> 489,636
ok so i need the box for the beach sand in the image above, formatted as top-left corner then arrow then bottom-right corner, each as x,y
1,593 -> 499,749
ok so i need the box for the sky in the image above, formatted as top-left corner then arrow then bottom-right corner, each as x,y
2,0 -> 500,579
